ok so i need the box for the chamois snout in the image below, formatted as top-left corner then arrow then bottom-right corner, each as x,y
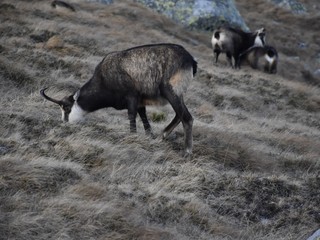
40,88 -> 76,122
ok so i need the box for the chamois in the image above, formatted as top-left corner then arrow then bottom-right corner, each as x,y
40,43 -> 197,156
238,45 -> 278,74
51,0 -> 76,12
211,26 -> 266,68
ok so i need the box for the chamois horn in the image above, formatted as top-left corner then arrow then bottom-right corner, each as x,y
40,87 -> 62,105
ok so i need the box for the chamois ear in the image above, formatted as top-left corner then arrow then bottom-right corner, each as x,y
73,90 -> 80,101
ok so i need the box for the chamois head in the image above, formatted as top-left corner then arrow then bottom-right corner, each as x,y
40,87 -> 76,122
254,28 -> 266,47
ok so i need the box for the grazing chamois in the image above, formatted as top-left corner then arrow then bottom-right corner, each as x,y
51,0 -> 76,12
238,45 -> 278,74
41,43 -> 197,156
211,26 -> 266,68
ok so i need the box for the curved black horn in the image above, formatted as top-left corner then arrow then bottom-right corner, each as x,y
40,87 -> 62,105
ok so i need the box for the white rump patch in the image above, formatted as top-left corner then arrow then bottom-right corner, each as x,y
265,54 -> 275,64
219,32 -> 227,42
211,37 -> 218,47
211,32 -> 226,48
69,102 -> 87,123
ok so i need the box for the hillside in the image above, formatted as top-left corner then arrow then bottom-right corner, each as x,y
0,0 -> 319,239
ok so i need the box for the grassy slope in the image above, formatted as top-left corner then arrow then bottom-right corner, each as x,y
0,0 -> 319,239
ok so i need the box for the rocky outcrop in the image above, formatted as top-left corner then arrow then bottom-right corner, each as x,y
135,0 -> 249,31
268,0 -> 306,14
87,0 -> 113,4
89,0 -> 307,31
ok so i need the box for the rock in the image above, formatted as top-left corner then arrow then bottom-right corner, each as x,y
87,0 -> 113,4
136,0 -> 249,31
307,229 -> 320,240
298,42 -> 307,49
30,30 -> 56,43
0,145 -> 10,155
268,0 -> 306,14
314,69 -> 320,77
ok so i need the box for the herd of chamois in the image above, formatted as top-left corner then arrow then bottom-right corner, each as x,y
41,1 -> 279,157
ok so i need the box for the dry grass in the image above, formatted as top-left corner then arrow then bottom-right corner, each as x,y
0,0 -> 319,239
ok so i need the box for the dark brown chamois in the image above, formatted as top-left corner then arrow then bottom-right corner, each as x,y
51,0 -> 76,12
41,43 -> 197,156
238,45 -> 278,74
211,26 -> 266,68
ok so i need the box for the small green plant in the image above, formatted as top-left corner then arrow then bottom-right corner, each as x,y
150,112 -> 166,122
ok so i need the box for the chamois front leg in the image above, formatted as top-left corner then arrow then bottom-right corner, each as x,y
234,53 -> 241,69
138,106 -> 152,135
213,49 -> 220,64
226,52 -> 234,68
162,114 -> 180,139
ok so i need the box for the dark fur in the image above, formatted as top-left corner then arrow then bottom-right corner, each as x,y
238,45 -> 278,74
41,43 -> 197,156
212,26 -> 266,68
51,0 -> 76,12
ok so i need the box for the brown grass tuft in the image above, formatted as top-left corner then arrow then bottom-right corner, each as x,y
46,35 -> 64,49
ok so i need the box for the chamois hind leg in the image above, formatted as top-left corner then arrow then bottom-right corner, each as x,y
251,55 -> 259,69
214,49 -> 220,64
234,52 -> 241,69
162,114 -> 180,139
161,88 -> 193,156
226,52 -> 234,68
127,96 -> 138,133
235,56 -> 241,69
138,106 -> 152,135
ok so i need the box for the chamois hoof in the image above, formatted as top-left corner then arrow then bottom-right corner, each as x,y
183,150 -> 193,160
162,132 -> 177,140
147,131 -> 156,139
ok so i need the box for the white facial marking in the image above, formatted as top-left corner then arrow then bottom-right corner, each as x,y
254,36 -> 264,47
69,102 -> 86,123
